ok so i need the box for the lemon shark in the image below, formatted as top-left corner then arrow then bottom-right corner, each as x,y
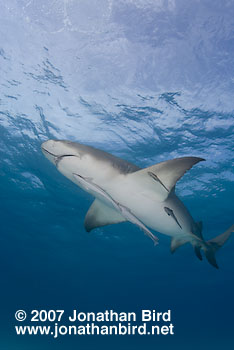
41,139 -> 234,268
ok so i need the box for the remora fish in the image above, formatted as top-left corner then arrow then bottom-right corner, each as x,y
41,139 -> 234,268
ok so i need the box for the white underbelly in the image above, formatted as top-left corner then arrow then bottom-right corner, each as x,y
102,179 -> 187,238
57,157 -> 194,239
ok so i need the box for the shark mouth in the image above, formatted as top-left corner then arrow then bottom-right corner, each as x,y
41,147 -> 57,157
42,147 -> 78,166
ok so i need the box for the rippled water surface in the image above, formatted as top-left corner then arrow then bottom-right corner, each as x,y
0,1 -> 234,349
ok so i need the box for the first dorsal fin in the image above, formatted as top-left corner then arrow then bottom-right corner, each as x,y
128,157 -> 205,200
84,199 -> 126,232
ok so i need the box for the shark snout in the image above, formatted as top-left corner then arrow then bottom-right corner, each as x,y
41,139 -> 81,166
41,140 -> 57,154
41,139 -> 62,164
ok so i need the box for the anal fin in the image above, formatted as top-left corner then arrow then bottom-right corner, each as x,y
84,199 -> 126,232
170,237 -> 188,253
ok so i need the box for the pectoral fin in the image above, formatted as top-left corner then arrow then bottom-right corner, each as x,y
84,199 -> 126,232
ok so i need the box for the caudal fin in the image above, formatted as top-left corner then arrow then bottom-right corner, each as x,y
203,224 -> 234,269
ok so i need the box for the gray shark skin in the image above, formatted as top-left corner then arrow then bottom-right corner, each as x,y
41,139 -> 234,269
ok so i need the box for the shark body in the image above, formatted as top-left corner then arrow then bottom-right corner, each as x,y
41,140 -> 234,268
72,173 -> 159,245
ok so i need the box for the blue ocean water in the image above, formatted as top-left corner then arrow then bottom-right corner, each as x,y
0,1 -> 234,349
